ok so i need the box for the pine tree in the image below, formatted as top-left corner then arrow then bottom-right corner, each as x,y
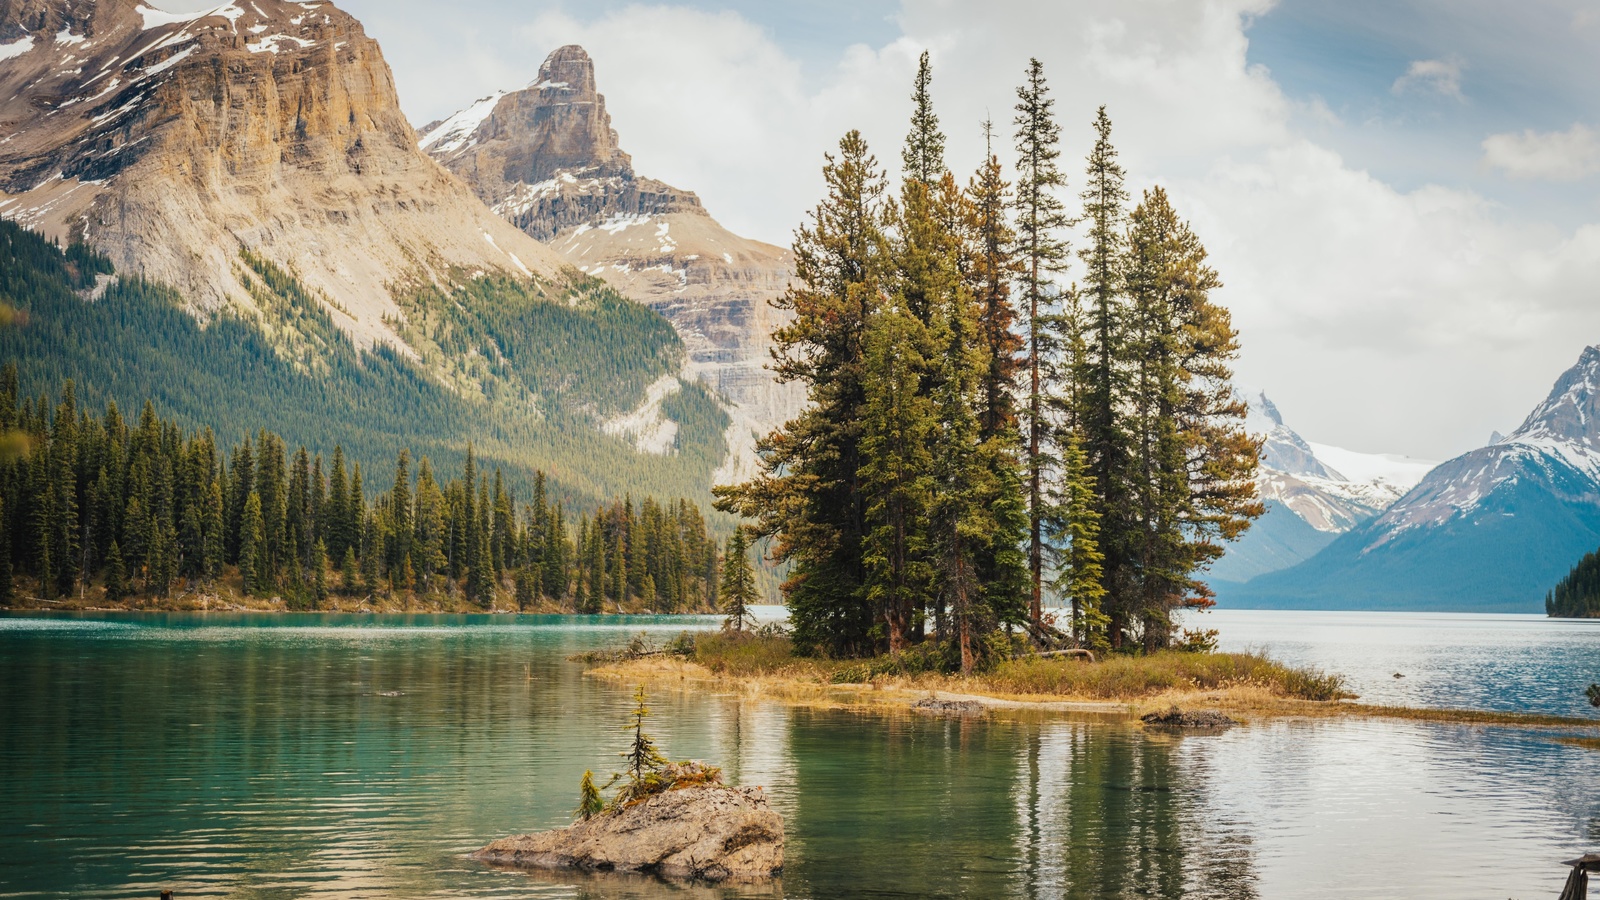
326,446 -> 350,561
515,567 -> 534,612
103,539 -> 125,604
239,492 -> 264,597
1052,432 -> 1108,647
202,479 -> 224,581
340,545 -> 358,595
312,539 -> 328,610
621,684 -> 666,786
0,494 -> 13,606
903,50 -> 946,186
1012,59 -> 1072,630
859,300 -> 934,651
576,770 -> 604,822
388,449 -> 412,575
1121,186 -> 1261,648
719,527 -> 759,632
716,130 -> 890,656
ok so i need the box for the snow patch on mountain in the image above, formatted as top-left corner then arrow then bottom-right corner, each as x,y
1363,345 -> 1600,547
1241,388 -> 1437,533
418,92 -> 506,155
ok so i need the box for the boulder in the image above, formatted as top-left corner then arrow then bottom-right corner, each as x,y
1140,708 -> 1239,729
473,784 -> 783,882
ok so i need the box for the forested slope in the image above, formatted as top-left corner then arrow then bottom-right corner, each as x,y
0,220 -> 728,511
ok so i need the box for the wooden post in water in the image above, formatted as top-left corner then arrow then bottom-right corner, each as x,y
160,892 -> 173,900
1560,854 -> 1600,900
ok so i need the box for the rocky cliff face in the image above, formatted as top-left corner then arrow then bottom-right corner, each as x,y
0,0 -> 565,350
422,45 -> 802,482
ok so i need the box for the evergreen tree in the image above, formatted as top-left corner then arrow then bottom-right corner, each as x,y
103,539 -> 125,604
719,527 -> 759,632
388,449 -> 412,575
0,494 -> 12,605
1074,105 -> 1134,644
201,479 -> 224,581
1121,186 -> 1260,647
902,51 -> 946,186
515,566 -> 534,612
312,539 -> 328,610
326,446 -> 350,560
1012,59 -> 1072,630
340,545 -> 358,595
413,457 -> 447,593
622,684 -> 666,786
859,300 -> 934,650
239,492 -> 264,597
576,770 -> 604,822
716,130 -> 890,656
1052,432 -> 1108,647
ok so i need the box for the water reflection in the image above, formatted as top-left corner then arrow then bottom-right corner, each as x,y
1,612 -> 1598,898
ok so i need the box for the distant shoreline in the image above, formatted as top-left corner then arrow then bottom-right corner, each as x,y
587,652 -> 1600,732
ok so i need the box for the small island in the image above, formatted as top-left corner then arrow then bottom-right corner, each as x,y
474,686 -> 785,882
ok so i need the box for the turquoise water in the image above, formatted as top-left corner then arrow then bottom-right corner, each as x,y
1,610 -> 1598,898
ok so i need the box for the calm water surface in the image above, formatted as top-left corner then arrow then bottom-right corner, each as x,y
1,609 -> 1598,899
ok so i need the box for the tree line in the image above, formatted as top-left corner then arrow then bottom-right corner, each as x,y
1547,547 -> 1600,618
0,368 -> 729,611
717,55 -> 1260,668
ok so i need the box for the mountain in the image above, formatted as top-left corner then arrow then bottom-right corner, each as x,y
0,1 -> 729,507
0,0 -> 567,346
1207,390 -> 1436,583
1223,346 -> 1600,612
420,45 -> 803,483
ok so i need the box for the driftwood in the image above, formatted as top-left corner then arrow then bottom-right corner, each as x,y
1037,649 -> 1096,662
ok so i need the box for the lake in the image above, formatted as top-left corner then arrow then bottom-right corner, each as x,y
1,609 -> 1597,898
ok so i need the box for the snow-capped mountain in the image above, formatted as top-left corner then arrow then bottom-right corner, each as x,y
1225,346 -> 1600,611
0,0 -> 564,348
1209,390 -> 1436,583
420,45 -> 803,483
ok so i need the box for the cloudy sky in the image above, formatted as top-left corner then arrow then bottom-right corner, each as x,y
187,1 -> 1600,460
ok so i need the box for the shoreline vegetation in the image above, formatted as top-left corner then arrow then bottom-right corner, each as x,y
581,631 -> 1600,732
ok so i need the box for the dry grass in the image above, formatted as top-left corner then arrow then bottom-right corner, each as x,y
588,632 -> 1600,733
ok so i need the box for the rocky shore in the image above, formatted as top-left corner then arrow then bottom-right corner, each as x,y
474,784 -> 784,882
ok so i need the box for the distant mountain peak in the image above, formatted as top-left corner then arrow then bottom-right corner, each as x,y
0,0 -> 565,349
1507,344 -> 1600,450
418,42 -> 701,239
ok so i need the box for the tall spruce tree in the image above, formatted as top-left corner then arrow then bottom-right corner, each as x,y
716,130 -> 890,656
1013,59 -> 1072,630
1122,186 -> 1261,648
1074,105 -> 1134,645
719,527 -> 758,632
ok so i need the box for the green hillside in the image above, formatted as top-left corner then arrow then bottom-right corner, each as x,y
0,220 -> 728,513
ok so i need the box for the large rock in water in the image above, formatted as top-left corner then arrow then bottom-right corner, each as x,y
473,785 -> 784,882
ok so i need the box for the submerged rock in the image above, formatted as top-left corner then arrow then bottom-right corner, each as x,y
912,697 -> 987,715
1140,708 -> 1239,729
473,784 -> 784,882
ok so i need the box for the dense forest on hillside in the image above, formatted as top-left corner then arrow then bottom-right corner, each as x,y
1547,546 -> 1600,618
0,220 -> 728,511
718,55 -> 1259,668
0,376 -> 724,611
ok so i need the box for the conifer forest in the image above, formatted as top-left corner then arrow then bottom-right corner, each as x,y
717,55 -> 1261,667
0,368 -> 722,612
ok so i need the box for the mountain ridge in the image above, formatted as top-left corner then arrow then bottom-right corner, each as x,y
1222,345 -> 1600,611
419,45 -> 804,484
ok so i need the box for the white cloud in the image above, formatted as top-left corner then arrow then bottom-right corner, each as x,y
355,0 -> 1600,460
1481,123 -> 1600,180
1391,57 -> 1465,100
